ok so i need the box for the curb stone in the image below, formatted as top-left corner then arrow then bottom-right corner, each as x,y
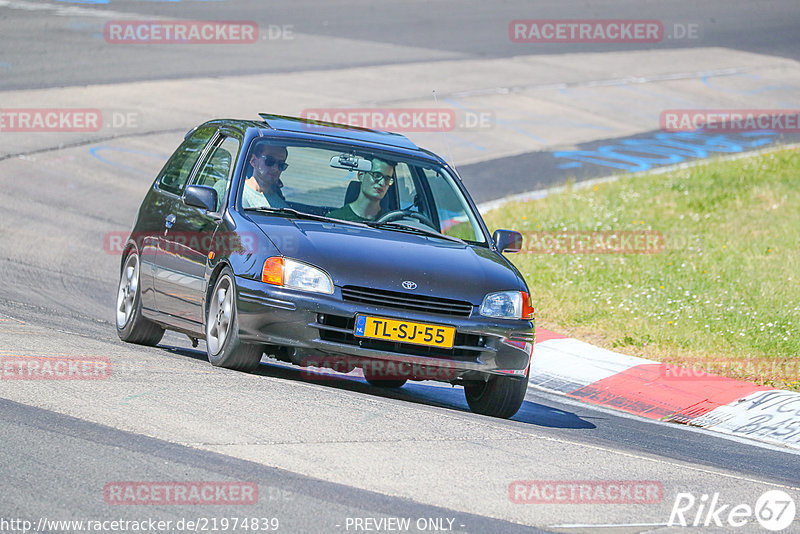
530,328 -> 800,450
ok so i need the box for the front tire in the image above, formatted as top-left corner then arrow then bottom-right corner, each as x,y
464,369 -> 529,419
116,252 -> 165,346
206,268 -> 263,372
364,376 -> 407,388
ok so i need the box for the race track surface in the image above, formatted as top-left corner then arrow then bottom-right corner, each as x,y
1,1 -> 798,532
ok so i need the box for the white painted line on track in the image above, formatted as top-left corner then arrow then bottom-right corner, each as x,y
550,523 -> 670,529
0,0 -> 149,18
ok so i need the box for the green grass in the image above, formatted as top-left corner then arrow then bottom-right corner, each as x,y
482,147 -> 800,390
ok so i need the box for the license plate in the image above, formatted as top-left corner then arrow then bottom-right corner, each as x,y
354,315 -> 455,349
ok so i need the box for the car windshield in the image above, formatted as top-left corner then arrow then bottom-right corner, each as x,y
239,140 -> 487,244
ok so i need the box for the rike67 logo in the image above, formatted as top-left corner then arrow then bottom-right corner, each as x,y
669,490 -> 796,531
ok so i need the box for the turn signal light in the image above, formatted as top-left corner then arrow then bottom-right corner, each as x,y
262,257 -> 284,285
521,291 -> 535,320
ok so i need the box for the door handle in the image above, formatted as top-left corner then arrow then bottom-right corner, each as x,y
165,214 -> 176,229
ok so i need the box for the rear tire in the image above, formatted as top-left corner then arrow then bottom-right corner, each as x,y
116,252 -> 165,346
206,268 -> 263,372
464,369 -> 529,419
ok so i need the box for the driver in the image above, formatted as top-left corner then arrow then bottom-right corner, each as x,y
327,157 -> 395,222
215,141 -> 289,210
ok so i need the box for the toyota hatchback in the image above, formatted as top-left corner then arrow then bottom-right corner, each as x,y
116,114 -> 534,418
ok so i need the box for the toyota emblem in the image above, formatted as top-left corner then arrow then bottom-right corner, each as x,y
402,281 -> 417,290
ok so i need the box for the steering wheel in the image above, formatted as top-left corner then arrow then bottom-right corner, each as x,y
375,209 -> 437,229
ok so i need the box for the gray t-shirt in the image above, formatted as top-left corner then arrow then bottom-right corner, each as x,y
213,179 -> 287,211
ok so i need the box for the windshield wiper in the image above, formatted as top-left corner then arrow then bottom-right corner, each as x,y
368,221 -> 465,244
245,207 -> 368,227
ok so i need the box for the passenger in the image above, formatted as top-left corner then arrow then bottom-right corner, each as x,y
328,157 -> 396,222
215,141 -> 289,210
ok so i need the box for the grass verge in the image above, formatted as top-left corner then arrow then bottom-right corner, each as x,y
483,147 -> 800,391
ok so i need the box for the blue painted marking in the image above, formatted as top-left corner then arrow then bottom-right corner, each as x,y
701,73 -> 800,96
740,131 -> 777,147
701,72 -> 758,90
354,315 -> 366,336
553,131 -> 779,173
90,145 -> 169,173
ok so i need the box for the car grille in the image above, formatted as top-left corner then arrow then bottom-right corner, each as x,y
316,314 -> 490,361
341,285 -> 473,318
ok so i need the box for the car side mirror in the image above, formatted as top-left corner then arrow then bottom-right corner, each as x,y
493,229 -> 523,253
183,185 -> 218,212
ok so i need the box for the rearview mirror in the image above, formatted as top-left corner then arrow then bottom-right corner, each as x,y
330,154 -> 372,172
183,185 -> 218,212
493,229 -> 523,253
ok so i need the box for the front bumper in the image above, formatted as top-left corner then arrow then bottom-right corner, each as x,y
235,275 -> 534,381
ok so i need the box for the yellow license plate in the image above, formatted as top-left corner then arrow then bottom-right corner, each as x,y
354,315 -> 455,349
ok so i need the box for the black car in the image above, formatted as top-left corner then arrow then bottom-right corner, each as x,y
116,114 -> 534,418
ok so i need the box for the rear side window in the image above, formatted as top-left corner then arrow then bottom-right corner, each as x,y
156,126 -> 216,195
191,136 -> 240,211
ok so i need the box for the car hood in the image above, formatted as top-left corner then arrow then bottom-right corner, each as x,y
252,217 -> 524,304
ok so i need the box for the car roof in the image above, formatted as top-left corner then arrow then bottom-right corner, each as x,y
258,113 -> 421,151
197,115 -> 446,166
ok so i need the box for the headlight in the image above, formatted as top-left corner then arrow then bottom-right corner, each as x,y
480,291 -> 534,320
261,257 -> 334,294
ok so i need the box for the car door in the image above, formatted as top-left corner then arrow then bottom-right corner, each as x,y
156,133 -> 241,325
146,126 -> 217,320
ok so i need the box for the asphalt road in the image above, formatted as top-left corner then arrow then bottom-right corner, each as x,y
1,1 -> 799,532
2,0 -> 799,90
